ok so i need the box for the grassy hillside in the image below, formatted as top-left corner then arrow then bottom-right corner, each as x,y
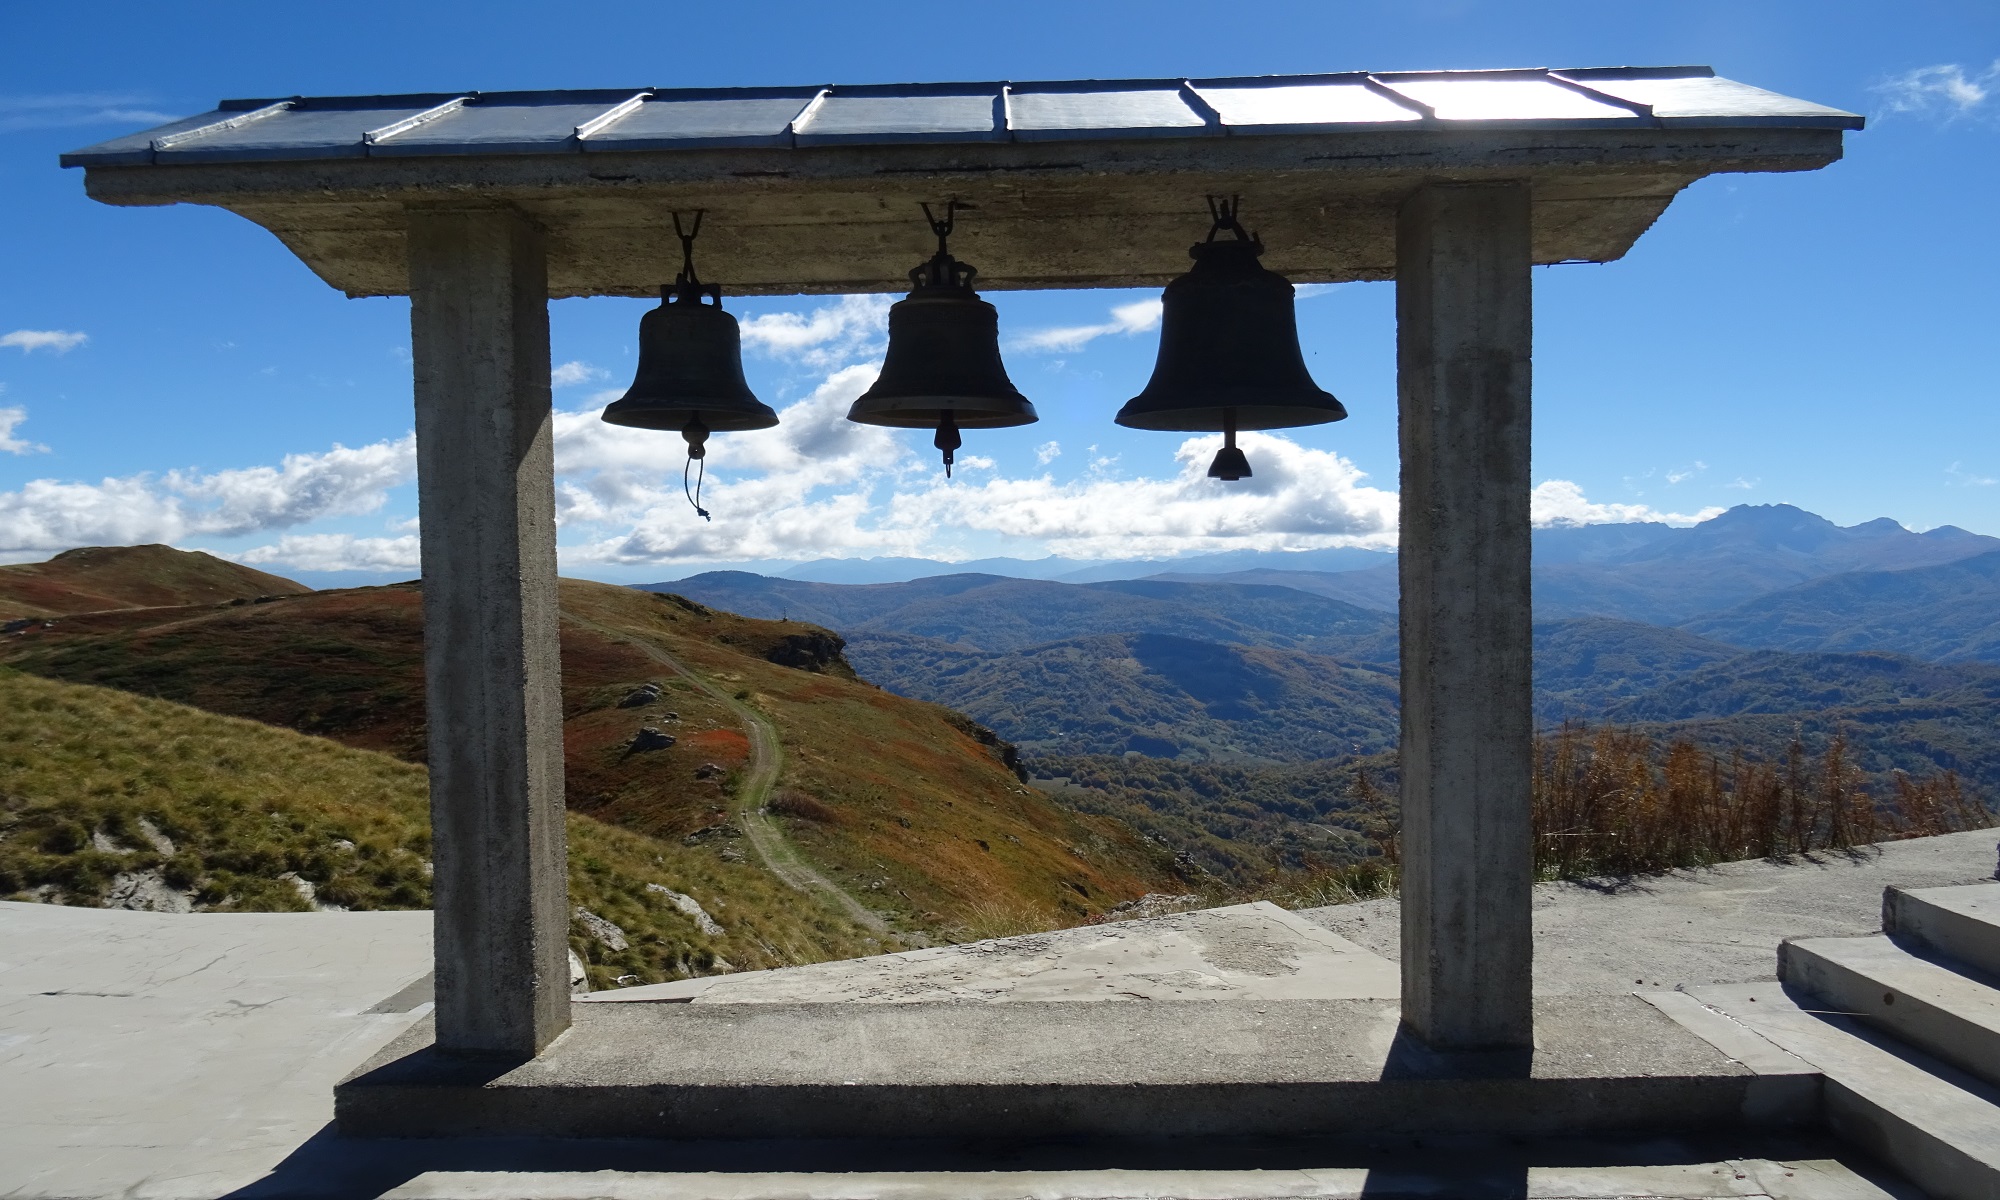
0,574 -> 1185,947
0,544 -> 309,620
0,668 -> 883,988
853,630 -> 1400,762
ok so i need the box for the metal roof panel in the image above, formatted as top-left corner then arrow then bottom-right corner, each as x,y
152,97 -> 465,162
1372,76 -> 1641,123
59,68 -> 1861,167
369,92 -> 640,155
1191,79 -> 1424,129
1007,84 -> 1209,139
1556,72 -> 1862,126
795,86 -> 1003,145
580,90 -> 820,150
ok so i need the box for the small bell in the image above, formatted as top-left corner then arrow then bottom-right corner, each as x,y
602,212 -> 778,518
846,202 -> 1035,477
1116,197 -> 1345,481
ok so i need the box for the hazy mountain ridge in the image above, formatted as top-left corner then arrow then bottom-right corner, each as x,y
1682,550 -> 2000,663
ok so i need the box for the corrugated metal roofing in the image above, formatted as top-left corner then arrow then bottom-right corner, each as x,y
61,66 -> 1859,168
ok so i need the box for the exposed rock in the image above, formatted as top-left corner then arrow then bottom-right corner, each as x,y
764,630 -> 854,676
618,682 -> 663,709
1097,892 -> 1203,923
137,817 -> 176,857
942,710 -> 1028,781
91,829 -> 133,855
104,870 -> 192,914
719,846 -> 745,863
573,906 -> 629,952
629,726 -> 677,752
694,762 -> 726,780
278,871 -> 348,912
568,949 -> 590,994
646,883 -> 724,936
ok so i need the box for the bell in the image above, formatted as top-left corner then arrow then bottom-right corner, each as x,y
1116,197 -> 1345,481
847,202 -> 1035,476
602,212 -> 777,519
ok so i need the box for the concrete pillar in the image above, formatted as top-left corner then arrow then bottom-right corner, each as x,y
1394,181 -> 1535,1052
407,206 -> 570,1058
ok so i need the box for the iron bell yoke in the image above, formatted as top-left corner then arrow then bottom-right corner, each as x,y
602,211 -> 778,518
846,202 -> 1036,477
1115,197 -> 1346,482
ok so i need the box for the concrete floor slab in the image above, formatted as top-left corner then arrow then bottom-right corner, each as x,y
0,902 -> 432,1200
581,902 -> 1398,1005
1306,830 -> 2000,996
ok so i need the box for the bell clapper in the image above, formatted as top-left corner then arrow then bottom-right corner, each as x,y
934,411 -> 961,478
682,417 -> 712,521
1208,408 -> 1253,481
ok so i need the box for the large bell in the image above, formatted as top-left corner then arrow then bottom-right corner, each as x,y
601,212 -> 777,520
847,203 -> 1035,476
1116,198 -> 1345,481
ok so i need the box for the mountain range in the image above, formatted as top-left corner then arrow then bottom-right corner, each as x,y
652,505 -> 2000,791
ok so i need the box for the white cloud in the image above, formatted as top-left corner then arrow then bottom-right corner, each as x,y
1665,461 -> 1707,485
1010,298 -> 1162,354
737,295 -> 892,369
1,330 -> 87,354
1531,480 -> 1723,528
0,406 -> 47,455
1035,441 -> 1062,466
1947,461 -> 1998,488
1874,62 -> 1998,118
0,435 -> 415,554
234,533 -> 420,573
0,94 -> 174,133
552,360 -> 610,387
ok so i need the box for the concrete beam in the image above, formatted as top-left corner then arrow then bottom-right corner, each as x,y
1394,181 -> 1535,1052
408,206 -> 569,1058
75,125 -> 1846,298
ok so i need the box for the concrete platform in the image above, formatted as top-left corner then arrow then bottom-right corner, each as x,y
579,902 -> 1398,1005
335,993 -> 1797,1141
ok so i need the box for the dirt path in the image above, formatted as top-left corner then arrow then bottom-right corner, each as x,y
566,615 -> 888,933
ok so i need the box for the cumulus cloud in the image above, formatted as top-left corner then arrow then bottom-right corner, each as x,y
2,330 -> 87,354
1035,441 -> 1062,466
1009,298 -> 1162,353
235,533 -> 421,573
1531,479 -> 1723,528
1874,62 -> 1997,119
0,434 -> 415,554
0,407 -> 47,455
551,360 -> 610,387
737,295 -> 892,368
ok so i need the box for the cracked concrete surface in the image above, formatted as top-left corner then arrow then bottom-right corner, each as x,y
0,901 -> 431,1200
1305,828 -> 2000,996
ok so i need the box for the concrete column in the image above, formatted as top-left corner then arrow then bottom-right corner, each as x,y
1394,181 -> 1535,1052
407,206 -> 570,1058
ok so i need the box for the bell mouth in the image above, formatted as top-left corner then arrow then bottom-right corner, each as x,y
843,399 -> 1039,430
1115,399 -> 1346,433
599,402 -> 779,433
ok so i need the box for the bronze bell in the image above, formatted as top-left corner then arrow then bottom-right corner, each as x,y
1116,197 -> 1345,481
847,202 -> 1035,477
602,212 -> 778,519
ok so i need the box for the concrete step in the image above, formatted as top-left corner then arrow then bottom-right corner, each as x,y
1780,934 -> 2000,1089
1690,982 -> 2000,1200
363,1158 -> 1904,1199
1886,884 -> 2000,977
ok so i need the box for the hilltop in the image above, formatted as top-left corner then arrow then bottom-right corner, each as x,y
0,550 -> 1186,957
0,544 -> 309,619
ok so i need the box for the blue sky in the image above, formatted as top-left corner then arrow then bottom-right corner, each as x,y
1,1 -> 1995,584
